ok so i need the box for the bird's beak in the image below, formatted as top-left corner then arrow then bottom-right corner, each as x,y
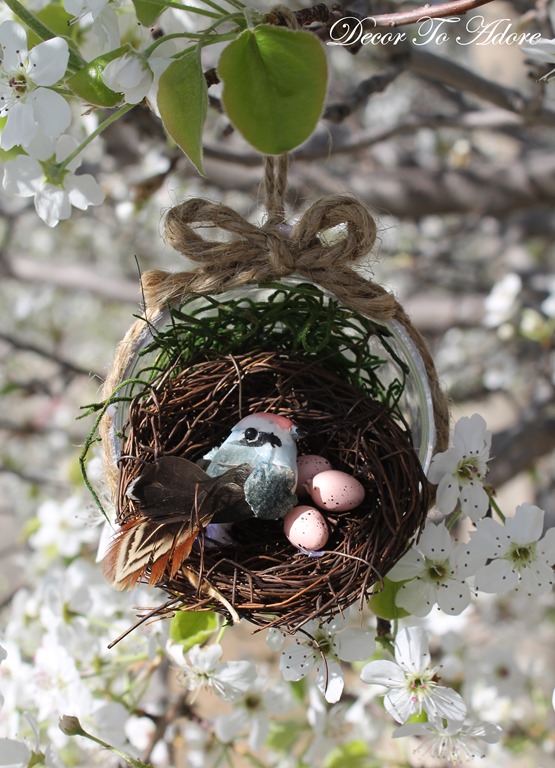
291,425 -> 308,440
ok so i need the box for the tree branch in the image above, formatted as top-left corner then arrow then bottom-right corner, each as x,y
0,332 -> 102,380
408,49 -> 555,125
488,405 -> 555,489
360,0 -> 497,29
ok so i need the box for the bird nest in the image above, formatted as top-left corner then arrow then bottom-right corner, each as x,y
94,282 -> 434,633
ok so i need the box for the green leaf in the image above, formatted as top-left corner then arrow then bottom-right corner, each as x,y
324,740 -> 371,768
169,610 -> 218,651
368,577 -> 410,620
157,49 -> 207,175
266,720 -> 305,753
27,3 -> 74,48
218,25 -> 327,154
67,46 -> 130,107
131,0 -> 169,27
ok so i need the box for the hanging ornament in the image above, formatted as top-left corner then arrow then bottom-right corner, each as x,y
88,156 -> 450,634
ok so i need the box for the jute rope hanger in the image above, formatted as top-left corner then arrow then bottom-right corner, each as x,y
100,154 -> 450,494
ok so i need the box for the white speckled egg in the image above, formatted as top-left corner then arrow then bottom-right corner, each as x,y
308,470 -> 365,512
283,505 -> 329,551
296,454 -> 333,494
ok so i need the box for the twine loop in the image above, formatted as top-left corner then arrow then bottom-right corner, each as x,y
142,192 -> 393,321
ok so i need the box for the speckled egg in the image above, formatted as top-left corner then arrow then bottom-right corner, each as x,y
283,505 -> 329,551
308,470 -> 365,512
296,454 -> 333,494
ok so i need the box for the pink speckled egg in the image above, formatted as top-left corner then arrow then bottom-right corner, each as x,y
296,454 -> 333,495
283,505 -> 329,551
308,470 -> 365,512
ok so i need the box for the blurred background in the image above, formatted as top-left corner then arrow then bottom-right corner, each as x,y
0,2 -> 554,759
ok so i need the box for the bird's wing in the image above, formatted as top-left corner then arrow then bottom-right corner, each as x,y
125,457 -> 216,524
244,462 -> 297,520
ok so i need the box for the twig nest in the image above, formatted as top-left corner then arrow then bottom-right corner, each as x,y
100,282 -> 440,632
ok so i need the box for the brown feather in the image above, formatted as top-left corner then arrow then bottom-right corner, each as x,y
104,457 -> 252,589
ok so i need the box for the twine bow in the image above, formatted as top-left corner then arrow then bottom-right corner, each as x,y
141,194 -> 399,322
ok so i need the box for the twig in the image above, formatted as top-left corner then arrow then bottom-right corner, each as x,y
323,62 -> 407,123
408,50 -> 555,124
360,0 -> 497,29
270,1 -> 497,32
0,332 -> 102,380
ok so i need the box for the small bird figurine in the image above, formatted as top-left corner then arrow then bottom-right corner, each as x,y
102,412 -> 303,590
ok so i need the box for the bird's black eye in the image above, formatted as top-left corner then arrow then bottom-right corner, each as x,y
244,427 -> 258,441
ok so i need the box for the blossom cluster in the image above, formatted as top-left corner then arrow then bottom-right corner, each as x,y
0,408 -> 553,766
387,415 -> 555,618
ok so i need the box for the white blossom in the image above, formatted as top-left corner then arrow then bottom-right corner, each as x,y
102,44 -> 175,110
0,737 -> 32,768
470,503 -> 555,596
64,0 -> 120,51
102,51 -> 152,104
428,414 -> 491,521
31,633 -> 95,721
0,21 -> 71,150
214,677 -> 292,751
3,134 -> 104,227
387,521 -> 481,616
28,494 -> 100,558
170,643 -> 257,702
393,718 -> 502,763
521,37 -> 555,79
0,712 -> 63,768
360,626 -> 467,724
280,615 -> 374,703
483,273 -> 521,328
387,522 -> 485,616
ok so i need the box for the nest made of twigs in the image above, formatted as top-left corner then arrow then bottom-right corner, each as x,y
116,348 -> 429,632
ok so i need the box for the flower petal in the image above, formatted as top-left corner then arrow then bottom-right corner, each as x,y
427,447 -> 459,484
384,687 -> 415,723
395,626 -> 430,672
2,156 -> 43,196
29,89 -> 72,138
539,527 -> 555,561
459,480 -> 489,522
214,709 -> 248,744
66,174 -> 105,209
516,562 -> 554,595
424,684 -> 467,722
474,559 -> 518,595
435,473 -> 460,514
28,38 -> 69,86
35,184 -> 70,227
316,658 -> 344,703
453,414 -> 491,457
280,641 -> 316,682
505,504 -> 544,544
212,661 -> 257,701
0,20 -> 27,68
360,659 -> 404,687
419,522 -> 453,559
395,579 -> 437,617
1,102 -> 36,150
436,579 -> 471,615
188,643 -> 222,672
387,549 -> 424,581
521,38 -> 555,62
334,629 -> 374,662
